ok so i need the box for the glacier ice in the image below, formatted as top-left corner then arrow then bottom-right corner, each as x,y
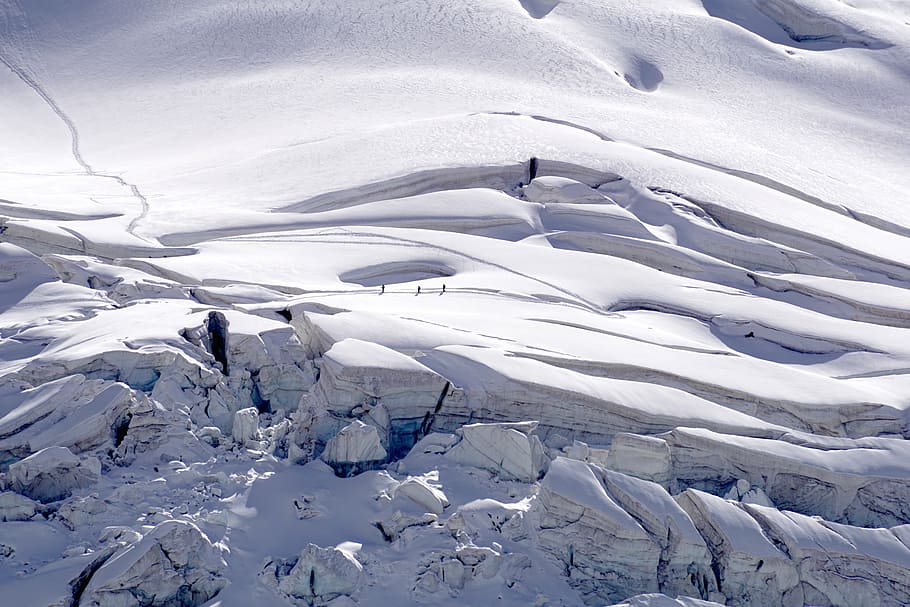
1,1 -> 910,605
7,446 -> 100,503
79,520 -> 226,607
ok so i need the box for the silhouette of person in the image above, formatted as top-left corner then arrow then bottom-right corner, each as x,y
417,285 -> 421,295
442,284 -> 446,294
380,284 -> 385,294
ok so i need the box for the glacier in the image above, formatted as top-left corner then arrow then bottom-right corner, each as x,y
2,0 -> 910,605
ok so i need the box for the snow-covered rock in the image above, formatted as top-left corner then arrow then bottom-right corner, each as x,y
56,493 -> 107,530
447,498 -> 531,545
261,416 -> 292,456
533,458 -> 716,603
149,353 -> 241,433
263,543 -> 363,605
373,475 -> 449,541
724,479 -> 775,508
80,520 -> 226,607
596,468 -> 715,600
675,489 -> 800,607
233,327 -> 315,410
196,425 -> 223,447
321,420 -> 388,476
745,503 -> 910,607
232,406 -> 261,446
605,433 -> 673,487
664,427 -> 910,527
151,318 -> 314,432
445,421 -> 548,482
0,491 -> 39,521
0,376 -> 132,460
8,446 -> 100,503
112,395 -> 179,465
43,254 -> 189,305
675,487 -> 910,607
534,457 -> 662,604
407,432 -> 459,457
308,338 -> 450,455
98,526 -> 143,546
393,477 -> 449,515
374,510 -> 438,542
287,396 -> 341,463
412,545 -> 509,599
604,594 -> 725,607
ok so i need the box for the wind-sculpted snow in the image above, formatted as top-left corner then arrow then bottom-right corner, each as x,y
2,0 -> 910,605
703,0 -> 893,50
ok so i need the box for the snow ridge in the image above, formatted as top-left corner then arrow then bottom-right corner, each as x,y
2,1 -> 910,606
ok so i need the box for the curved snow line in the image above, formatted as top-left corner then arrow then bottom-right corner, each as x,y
481,111 -> 615,143
509,350 -> 896,438
229,227 -> 608,314
0,54 -> 90,173
0,220 -> 196,260
752,274 -> 910,329
275,159 -> 617,215
160,213 -> 535,247
836,367 -> 910,380
545,231 -> 755,289
702,0 -> 890,51
648,146 -> 910,240
0,52 -> 150,239
608,299 -> 886,356
691,197 -> 910,283
339,261 -> 455,287
524,317 -> 733,356
0,199 -> 122,221
276,164 -> 527,214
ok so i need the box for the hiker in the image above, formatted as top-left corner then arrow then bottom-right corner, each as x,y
380,284 -> 385,294
417,285 -> 421,295
442,284 -> 446,294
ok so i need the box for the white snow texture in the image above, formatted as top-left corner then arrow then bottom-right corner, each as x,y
2,1 -> 910,606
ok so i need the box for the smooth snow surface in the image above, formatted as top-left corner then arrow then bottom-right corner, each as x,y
2,1 -> 910,606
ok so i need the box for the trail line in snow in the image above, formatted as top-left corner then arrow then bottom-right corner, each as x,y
228,227 -> 609,314
0,51 -> 151,237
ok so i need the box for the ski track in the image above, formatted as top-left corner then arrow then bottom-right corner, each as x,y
0,51 -> 150,239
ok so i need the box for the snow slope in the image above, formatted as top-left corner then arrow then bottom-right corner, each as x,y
2,1 -> 910,606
